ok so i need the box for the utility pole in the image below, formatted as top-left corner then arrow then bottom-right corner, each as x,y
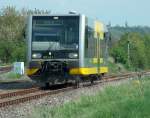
127,33 -> 130,68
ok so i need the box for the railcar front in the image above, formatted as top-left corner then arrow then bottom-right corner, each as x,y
26,15 -> 81,85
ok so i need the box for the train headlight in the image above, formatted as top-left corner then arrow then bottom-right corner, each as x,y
68,53 -> 78,58
32,53 -> 42,59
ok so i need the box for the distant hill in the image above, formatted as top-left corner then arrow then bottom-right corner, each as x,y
110,26 -> 150,41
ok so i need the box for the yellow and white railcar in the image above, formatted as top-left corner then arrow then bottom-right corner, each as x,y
26,14 -> 109,86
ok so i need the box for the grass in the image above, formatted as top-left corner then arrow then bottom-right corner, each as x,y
107,61 -> 128,74
107,61 -> 119,73
0,71 -> 30,82
30,77 -> 150,118
5,72 -> 22,79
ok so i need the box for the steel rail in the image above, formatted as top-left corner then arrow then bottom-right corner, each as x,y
0,87 -> 74,108
0,71 -> 150,108
0,66 -> 12,74
0,87 -> 39,99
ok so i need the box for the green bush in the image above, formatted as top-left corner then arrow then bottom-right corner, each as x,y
110,32 -> 150,70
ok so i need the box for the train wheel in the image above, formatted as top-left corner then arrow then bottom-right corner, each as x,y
90,75 -> 96,84
75,76 -> 80,88
75,80 -> 79,88
45,82 -> 50,88
90,79 -> 94,84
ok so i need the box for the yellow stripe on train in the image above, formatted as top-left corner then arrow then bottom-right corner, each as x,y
26,68 -> 39,76
69,67 -> 108,75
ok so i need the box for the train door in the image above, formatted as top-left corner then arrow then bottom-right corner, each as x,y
94,21 -> 104,74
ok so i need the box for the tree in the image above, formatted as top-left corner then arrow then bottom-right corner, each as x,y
110,32 -> 149,69
0,6 -> 51,64
0,6 -> 26,63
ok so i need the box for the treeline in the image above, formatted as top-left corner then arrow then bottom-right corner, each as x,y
0,6 -> 50,64
110,32 -> 150,70
0,6 -> 150,70
110,25 -> 150,46
107,23 -> 150,70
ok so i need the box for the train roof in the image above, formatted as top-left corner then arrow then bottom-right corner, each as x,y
29,14 -> 108,32
30,14 -> 81,17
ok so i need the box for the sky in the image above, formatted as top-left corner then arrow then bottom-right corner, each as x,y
0,0 -> 150,26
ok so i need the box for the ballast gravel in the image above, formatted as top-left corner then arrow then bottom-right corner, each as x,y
0,79 -> 130,118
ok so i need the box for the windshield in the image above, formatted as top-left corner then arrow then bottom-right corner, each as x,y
32,16 -> 79,51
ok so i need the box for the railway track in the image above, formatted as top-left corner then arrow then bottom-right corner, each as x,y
0,87 -> 40,99
0,66 -> 12,74
0,86 -> 74,108
0,71 -> 149,108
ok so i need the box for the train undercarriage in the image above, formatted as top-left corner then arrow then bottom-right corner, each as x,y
27,61 -> 103,87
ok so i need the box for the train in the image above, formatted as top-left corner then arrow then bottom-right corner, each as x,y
26,13 -> 110,87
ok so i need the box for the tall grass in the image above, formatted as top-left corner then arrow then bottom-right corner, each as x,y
5,72 -> 22,79
30,78 -> 150,118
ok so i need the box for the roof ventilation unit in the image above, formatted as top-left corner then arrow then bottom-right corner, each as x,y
69,11 -> 77,14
